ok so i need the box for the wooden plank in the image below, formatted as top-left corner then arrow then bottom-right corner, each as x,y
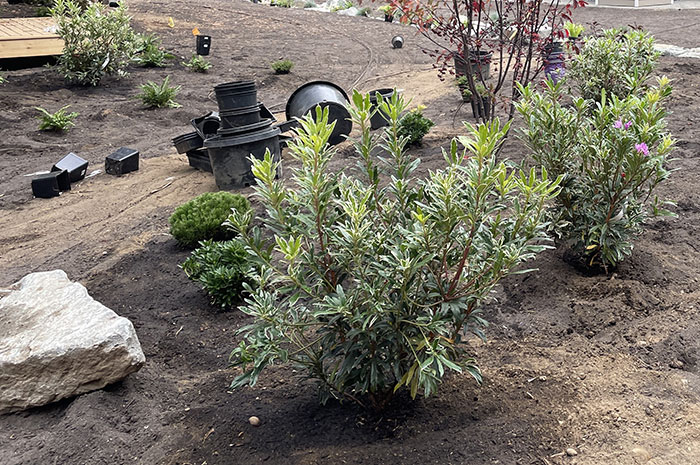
0,37 -> 63,59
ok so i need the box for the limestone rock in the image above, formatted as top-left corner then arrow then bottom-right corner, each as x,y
0,270 -> 145,414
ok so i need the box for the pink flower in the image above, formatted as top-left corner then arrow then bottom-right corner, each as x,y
614,119 -> 623,129
624,120 -> 632,129
635,143 -> 649,156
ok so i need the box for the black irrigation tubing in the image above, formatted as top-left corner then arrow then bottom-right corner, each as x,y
199,3 -> 376,92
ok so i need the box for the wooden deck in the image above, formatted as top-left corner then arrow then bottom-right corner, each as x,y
0,17 -> 63,59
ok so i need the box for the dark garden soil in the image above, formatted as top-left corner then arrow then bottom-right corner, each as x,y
1,1 -> 700,464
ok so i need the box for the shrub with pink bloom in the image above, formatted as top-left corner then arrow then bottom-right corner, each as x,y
516,76 -> 675,269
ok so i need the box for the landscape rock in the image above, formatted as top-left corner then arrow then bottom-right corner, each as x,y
0,270 -> 145,414
566,448 -> 578,456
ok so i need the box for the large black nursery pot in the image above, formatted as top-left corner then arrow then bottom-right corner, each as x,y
369,88 -> 395,130
204,126 -> 282,189
286,80 -> 352,146
455,50 -> 492,81
172,132 -> 204,154
391,35 -> 404,49
214,81 -> 257,111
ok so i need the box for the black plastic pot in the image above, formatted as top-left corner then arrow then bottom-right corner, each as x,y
219,104 -> 261,129
470,97 -> 491,119
285,81 -> 352,146
455,50 -> 492,80
545,41 -> 564,55
51,152 -> 88,183
217,118 -> 273,137
172,132 -> 204,154
384,14 -> 393,22
196,35 -> 211,56
369,88 -> 395,130
392,36 -> 404,49
214,81 -> 257,111
204,126 -> 282,189
191,111 -> 220,139
186,148 -> 212,173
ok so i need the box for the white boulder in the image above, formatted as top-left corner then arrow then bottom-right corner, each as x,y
0,270 -> 145,414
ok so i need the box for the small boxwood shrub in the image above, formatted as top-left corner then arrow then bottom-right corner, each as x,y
169,192 -> 251,248
397,106 -> 434,145
181,239 -> 255,309
271,59 -> 294,74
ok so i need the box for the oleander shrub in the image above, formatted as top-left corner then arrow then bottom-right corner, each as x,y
169,192 -> 252,248
567,28 -> 660,102
181,239 -> 256,309
226,91 -> 560,409
36,105 -> 79,132
516,77 -> 675,270
397,106 -> 434,145
51,0 -> 136,86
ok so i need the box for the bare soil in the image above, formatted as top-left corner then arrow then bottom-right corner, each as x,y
1,1 -> 700,464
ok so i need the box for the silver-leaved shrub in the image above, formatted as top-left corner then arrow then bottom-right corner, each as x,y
227,91 -> 560,409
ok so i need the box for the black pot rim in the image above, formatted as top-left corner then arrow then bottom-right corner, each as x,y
172,131 -> 203,144
215,80 -> 256,91
220,103 -> 262,116
285,81 -> 349,120
216,118 -> 273,137
205,126 -> 281,148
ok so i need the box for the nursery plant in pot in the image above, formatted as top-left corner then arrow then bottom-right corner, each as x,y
564,21 -> 584,44
460,80 -> 491,119
378,4 -> 394,22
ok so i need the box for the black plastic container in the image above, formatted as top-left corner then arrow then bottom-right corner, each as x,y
51,152 -> 88,183
106,147 -> 139,176
173,132 -> 204,154
204,126 -> 281,189
186,148 -> 212,173
217,118 -> 273,137
196,35 -> 211,56
385,14 -> 393,22
219,104 -> 261,129
369,88 -> 395,130
190,111 -> 220,139
32,170 -> 69,198
285,81 -> 351,146
214,81 -> 257,111
392,36 -> 404,49
259,102 -> 277,122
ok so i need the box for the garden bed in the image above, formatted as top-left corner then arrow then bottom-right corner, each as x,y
1,0 -> 700,464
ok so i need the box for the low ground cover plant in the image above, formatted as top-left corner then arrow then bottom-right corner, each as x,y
397,106 -> 434,145
183,54 -> 212,73
169,192 -> 251,248
271,59 -> 294,74
133,33 -> 175,67
567,28 -> 660,101
271,0 -> 293,7
36,105 -> 79,132
181,239 -> 256,309
136,76 -> 181,108
226,91 -> 560,409
51,0 -> 136,86
517,78 -> 675,269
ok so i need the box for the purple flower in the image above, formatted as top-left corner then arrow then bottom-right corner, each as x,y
614,119 -> 623,129
624,120 -> 633,129
635,143 -> 649,156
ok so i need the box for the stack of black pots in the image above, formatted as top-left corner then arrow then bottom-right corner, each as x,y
204,81 -> 281,190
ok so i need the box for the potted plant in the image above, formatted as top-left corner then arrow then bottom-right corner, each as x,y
378,4 -> 394,22
459,79 -> 490,118
454,50 -> 493,81
564,21 -> 584,42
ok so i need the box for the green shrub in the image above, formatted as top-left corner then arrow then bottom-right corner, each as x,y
51,0 -> 136,86
169,192 -> 252,248
271,0 -> 293,6
226,92 -> 559,409
516,78 -> 675,269
356,6 -> 370,16
397,106 -> 434,145
181,239 -> 256,309
271,59 -> 294,74
303,1 -> 316,7
133,33 -> 175,67
331,0 -> 353,11
136,76 -> 181,108
567,29 -> 660,101
183,54 -> 212,72
36,105 -> 79,132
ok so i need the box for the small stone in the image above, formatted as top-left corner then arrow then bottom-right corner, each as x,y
566,448 -> 578,457
670,359 -> 684,369
630,447 -> 651,463
249,416 -> 261,427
